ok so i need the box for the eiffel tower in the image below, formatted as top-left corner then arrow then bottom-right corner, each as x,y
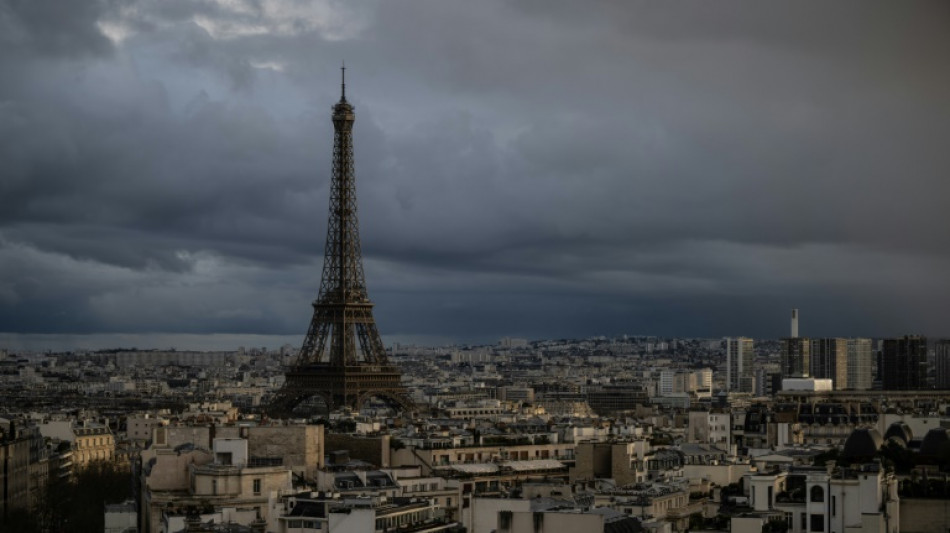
269,68 -> 413,416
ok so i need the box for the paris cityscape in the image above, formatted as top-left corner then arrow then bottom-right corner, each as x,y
2,2 -> 950,533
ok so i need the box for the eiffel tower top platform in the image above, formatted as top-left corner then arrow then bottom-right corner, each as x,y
268,68 -> 413,417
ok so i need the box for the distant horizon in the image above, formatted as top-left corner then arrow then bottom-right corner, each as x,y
2,329 -> 945,353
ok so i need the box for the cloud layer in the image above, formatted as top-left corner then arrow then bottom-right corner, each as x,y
1,0 -> 949,348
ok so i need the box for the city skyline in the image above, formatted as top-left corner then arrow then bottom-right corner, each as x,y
2,1 -> 950,351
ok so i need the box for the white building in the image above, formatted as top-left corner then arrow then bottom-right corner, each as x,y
688,410 -> 731,447
274,493 -> 458,533
139,436 -> 293,533
104,501 -> 137,533
745,464 -> 899,533
781,378 -> 833,392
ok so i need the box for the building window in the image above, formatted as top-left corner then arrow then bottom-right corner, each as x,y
253,478 -> 261,495
212,480 -> 217,495
810,513 -> 824,532
810,485 -> 824,502
832,495 -> 836,516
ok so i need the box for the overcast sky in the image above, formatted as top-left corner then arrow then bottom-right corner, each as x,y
1,0 -> 949,351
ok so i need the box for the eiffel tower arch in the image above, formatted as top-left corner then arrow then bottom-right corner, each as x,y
268,68 -> 414,417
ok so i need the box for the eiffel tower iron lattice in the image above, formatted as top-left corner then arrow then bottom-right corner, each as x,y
269,68 -> 413,416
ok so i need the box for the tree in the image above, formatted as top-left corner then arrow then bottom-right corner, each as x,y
29,460 -> 134,533
688,512 -> 704,531
878,441 -> 916,473
66,460 -> 134,532
333,419 -> 357,433
812,448 -> 839,467
1,508 -> 39,532
762,517 -> 790,533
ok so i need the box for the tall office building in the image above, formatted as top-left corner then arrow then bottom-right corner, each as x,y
726,337 -> 755,393
934,339 -> 950,390
810,338 -> 848,389
754,366 -> 782,397
881,336 -> 927,390
846,338 -> 873,391
781,308 -> 809,379
781,337 -> 810,378
658,370 -> 675,396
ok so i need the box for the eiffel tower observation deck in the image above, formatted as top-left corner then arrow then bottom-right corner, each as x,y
268,68 -> 413,417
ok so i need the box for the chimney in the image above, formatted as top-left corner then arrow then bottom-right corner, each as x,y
790,309 -> 799,338
826,460 -> 836,476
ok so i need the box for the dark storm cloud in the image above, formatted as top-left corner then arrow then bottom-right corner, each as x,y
353,0 -> 950,258
0,0 -> 113,58
1,0 -> 949,348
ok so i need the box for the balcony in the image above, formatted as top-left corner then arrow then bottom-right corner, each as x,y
774,490 -> 805,504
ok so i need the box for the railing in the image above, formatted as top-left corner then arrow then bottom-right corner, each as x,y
774,491 -> 805,504
666,500 -> 704,519
193,464 -> 242,475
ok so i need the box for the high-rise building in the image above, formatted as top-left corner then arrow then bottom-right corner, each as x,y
658,370 -> 675,396
781,337 -> 810,378
726,337 -> 755,393
810,338 -> 848,389
781,308 -> 809,379
934,339 -> 950,390
881,336 -> 927,390
846,338 -> 873,391
755,365 -> 782,397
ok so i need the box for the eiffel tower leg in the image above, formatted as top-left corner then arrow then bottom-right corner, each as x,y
268,385 -> 333,418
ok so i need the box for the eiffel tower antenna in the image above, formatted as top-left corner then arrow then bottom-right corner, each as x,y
268,69 -> 413,416
340,61 -> 346,101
